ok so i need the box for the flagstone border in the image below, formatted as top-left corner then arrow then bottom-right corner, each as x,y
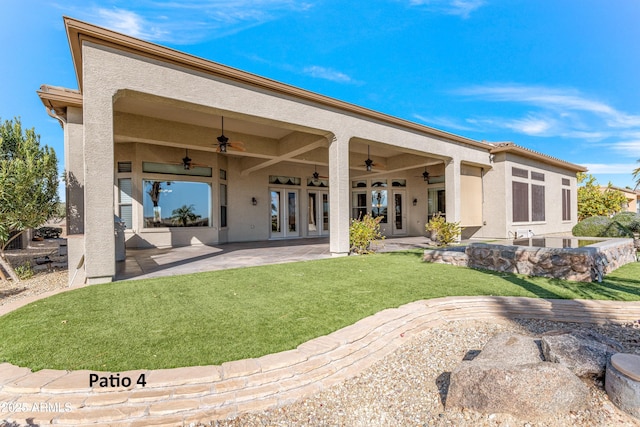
1,296 -> 639,426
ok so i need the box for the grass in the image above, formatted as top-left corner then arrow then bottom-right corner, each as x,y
0,250 -> 639,372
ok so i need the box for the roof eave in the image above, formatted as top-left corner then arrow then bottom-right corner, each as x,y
490,144 -> 587,173
61,16 -> 492,151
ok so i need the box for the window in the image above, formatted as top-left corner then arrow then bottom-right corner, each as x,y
143,180 -> 211,228
562,178 -> 571,221
118,178 -> 133,229
512,181 -> 529,222
512,167 -> 528,178
531,172 -> 545,181
142,161 -> 212,177
371,190 -> 388,223
532,184 -> 545,221
220,183 -> 227,228
352,192 -> 367,219
512,167 -> 547,223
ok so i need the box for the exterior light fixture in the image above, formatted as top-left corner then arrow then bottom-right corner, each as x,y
422,167 -> 430,183
182,149 -> 192,170
365,145 -> 373,171
251,197 -> 257,206
413,198 -> 417,206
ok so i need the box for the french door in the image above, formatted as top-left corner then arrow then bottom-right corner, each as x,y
307,190 -> 329,236
270,189 -> 300,238
392,190 -> 407,235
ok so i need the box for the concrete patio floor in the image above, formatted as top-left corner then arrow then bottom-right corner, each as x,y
116,236 -> 434,281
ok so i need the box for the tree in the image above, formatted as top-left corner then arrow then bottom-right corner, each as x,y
171,204 -> 200,227
0,117 -> 59,281
576,172 -> 627,221
633,160 -> 640,190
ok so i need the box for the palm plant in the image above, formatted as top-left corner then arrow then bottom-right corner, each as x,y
171,204 -> 200,227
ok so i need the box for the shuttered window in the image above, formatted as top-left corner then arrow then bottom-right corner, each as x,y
512,181 -> 529,222
562,188 -> 571,221
532,184 -> 545,221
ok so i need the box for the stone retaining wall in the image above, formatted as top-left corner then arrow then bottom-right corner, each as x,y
424,238 -> 636,282
1,297 -> 639,426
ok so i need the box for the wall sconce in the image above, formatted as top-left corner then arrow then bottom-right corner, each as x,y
251,197 -> 257,206
412,198 -> 417,206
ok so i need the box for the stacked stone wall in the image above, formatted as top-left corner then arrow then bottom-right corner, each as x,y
424,239 -> 637,282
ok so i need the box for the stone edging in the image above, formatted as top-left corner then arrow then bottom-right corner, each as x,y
1,297 -> 639,426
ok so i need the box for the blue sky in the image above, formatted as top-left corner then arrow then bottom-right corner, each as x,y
2,0 -> 640,200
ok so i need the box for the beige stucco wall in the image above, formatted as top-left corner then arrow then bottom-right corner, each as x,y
476,153 -> 578,239
73,38 -> 581,281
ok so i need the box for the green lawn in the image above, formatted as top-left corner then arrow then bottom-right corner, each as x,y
1,251 -> 639,372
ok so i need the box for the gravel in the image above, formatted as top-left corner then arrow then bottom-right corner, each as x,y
208,319 -> 640,427
0,270 -> 67,307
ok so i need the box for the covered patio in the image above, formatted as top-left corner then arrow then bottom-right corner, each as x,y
115,236 -> 434,281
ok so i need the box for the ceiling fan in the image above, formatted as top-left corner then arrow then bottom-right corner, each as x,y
312,165 -> 328,180
364,145 -> 385,171
179,148 -> 209,170
214,117 -> 246,153
414,167 -> 443,183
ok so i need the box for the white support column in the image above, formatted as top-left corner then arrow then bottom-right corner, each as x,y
64,107 -> 86,286
328,133 -> 350,256
83,84 -> 116,284
445,158 -> 461,225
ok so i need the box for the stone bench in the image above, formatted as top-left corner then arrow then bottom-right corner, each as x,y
606,353 -> 640,420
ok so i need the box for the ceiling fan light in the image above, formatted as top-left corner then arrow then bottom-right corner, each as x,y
182,155 -> 192,170
219,143 -> 227,153
422,170 -> 430,182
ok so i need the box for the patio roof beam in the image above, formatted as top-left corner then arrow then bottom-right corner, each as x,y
240,135 -> 329,176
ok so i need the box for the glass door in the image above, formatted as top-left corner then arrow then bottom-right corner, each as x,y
392,190 -> 406,235
271,189 -> 299,238
308,190 -> 329,236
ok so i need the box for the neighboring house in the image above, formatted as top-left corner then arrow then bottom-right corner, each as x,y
600,185 -> 640,214
38,18 -> 587,285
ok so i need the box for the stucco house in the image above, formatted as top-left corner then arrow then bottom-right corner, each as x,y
38,17 -> 587,285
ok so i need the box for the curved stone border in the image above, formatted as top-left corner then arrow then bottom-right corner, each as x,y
1,297 -> 639,426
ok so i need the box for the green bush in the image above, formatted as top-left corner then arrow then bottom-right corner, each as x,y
572,215 -> 634,238
349,214 -> 384,254
426,214 -> 463,246
14,262 -> 34,280
612,212 -> 640,233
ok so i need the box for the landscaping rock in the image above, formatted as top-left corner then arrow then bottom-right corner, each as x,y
446,333 -> 589,418
447,360 -> 589,418
472,332 -> 542,364
541,330 -> 624,378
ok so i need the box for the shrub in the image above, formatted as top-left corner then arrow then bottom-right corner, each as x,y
14,262 -> 34,280
612,212 -> 640,233
572,215 -> 634,238
349,214 -> 384,254
426,214 -> 463,246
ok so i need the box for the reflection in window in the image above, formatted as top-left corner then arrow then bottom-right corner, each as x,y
352,192 -> 367,219
371,190 -> 388,223
143,180 -> 211,228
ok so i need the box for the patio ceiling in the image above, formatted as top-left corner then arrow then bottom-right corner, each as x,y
113,92 -> 444,176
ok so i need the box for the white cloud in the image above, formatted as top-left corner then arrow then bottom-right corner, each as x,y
303,66 -> 354,83
408,0 -> 486,18
413,114 -> 478,131
72,1 -> 315,44
445,83 -> 640,158
582,163 -> 640,174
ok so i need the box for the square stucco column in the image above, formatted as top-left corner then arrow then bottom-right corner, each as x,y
64,107 -> 86,286
329,134 -> 350,256
83,87 -> 116,283
445,159 -> 461,224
